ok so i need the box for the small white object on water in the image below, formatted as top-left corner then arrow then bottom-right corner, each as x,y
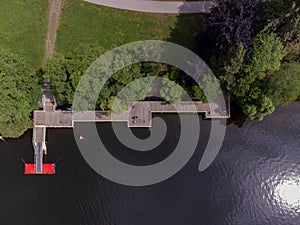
0,136 -> 8,144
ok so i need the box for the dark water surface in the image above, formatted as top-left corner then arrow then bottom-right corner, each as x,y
0,103 -> 299,225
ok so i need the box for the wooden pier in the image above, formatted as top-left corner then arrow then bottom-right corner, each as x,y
26,80 -> 57,174
29,80 -> 230,174
33,100 -> 229,129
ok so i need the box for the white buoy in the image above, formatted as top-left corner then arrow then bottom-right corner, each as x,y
0,135 -> 8,144
79,136 -> 85,140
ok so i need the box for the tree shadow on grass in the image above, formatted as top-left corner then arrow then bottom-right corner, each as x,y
165,3 -> 247,127
166,2 -> 217,62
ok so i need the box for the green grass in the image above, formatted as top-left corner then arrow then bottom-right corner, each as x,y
0,0 -> 48,69
56,0 -> 178,54
0,0 -> 205,69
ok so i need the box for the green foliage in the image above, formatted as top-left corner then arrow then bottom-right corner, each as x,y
111,77 -> 154,114
44,44 -> 157,112
165,67 -> 181,81
206,0 -> 260,54
108,96 -> 128,115
112,63 -> 144,85
245,33 -> 287,76
261,0 -> 300,50
205,0 -> 300,121
160,79 -> 183,104
43,54 -> 71,103
213,33 -> 286,120
142,62 -> 161,77
236,84 -> 275,121
213,44 -> 246,94
98,86 -> 114,110
192,75 -> 221,103
192,85 -> 206,102
223,44 -> 247,75
43,44 -> 105,103
268,62 -> 300,106
0,50 -> 42,138
202,75 -> 221,101
242,95 -> 275,121
236,33 -> 285,120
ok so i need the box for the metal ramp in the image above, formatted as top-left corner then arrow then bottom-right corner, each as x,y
34,143 -> 43,173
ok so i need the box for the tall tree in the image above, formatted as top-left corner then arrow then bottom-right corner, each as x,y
160,78 -> 183,104
268,62 -> 300,106
0,49 -> 42,138
43,54 -> 71,103
206,0 -> 261,57
260,0 -> 300,50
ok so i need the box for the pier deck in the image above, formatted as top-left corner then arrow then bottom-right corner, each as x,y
30,88 -> 229,174
33,100 -> 230,130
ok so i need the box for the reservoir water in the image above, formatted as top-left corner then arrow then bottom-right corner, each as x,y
0,103 -> 299,225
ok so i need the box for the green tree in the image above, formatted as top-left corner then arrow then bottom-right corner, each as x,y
202,75 -> 221,101
112,63 -> 144,85
43,54 -> 71,102
261,0 -> 300,50
268,62 -> 300,106
242,95 -> 275,121
245,32 -> 287,77
192,85 -> 206,102
192,75 -> 221,103
111,77 -> 154,114
213,33 -> 285,120
43,44 -> 104,104
212,44 -> 246,93
108,96 -> 128,115
239,86 -> 275,121
0,50 -> 42,138
160,78 -> 183,104
98,85 -> 113,110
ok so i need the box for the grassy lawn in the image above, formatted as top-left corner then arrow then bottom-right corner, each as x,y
0,0 -> 48,69
56,0 -> 180,54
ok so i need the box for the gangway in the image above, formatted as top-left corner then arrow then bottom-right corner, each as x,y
24,143 -> 55,175
35,143 -> 43,173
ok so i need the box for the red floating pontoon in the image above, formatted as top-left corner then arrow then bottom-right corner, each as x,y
24,163 -> 56,175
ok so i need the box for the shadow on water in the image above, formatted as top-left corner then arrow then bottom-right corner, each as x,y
226,101 -> 248,127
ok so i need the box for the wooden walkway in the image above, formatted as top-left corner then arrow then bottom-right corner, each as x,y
31,80 -> 57,172
31,95 -> 230,172
33,100 -> 229,130
31,79 -> 230,167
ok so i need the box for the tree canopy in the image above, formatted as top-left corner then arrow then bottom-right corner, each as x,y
207,0 -> 260,57
0,49 -> 42,138
268,62 -> 300,106
160,78 -> 183,104
43,44 -> 105,103
43,44 -> 159,112
205,0 -> 299,121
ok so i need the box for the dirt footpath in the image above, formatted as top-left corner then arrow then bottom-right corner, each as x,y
44,0 -> 64,60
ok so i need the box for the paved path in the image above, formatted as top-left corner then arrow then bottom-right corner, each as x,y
84,0 -> 216,14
